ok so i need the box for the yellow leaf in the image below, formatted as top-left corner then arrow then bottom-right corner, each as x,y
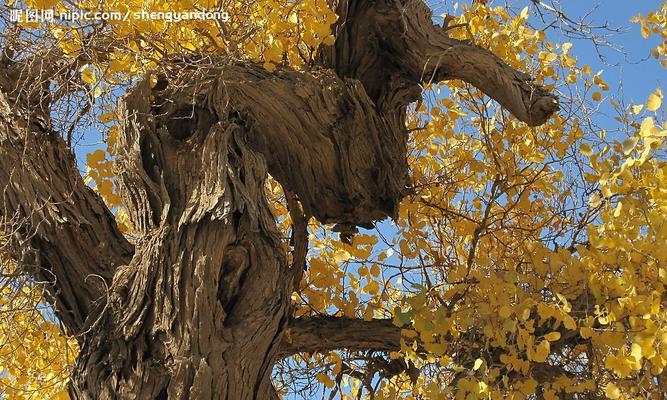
331,353 -> 342,376
364,280 -> 380,295
646,88 -> 663,111
97,180 -> 115,198
333,250 -> 351,264
639,117 -> 658,137
263,62 -> 276,72
149,74 -> 159,89
499,305 -> 512,319
621,137 -> 639,155
544,332 -> 561,342
544,390 -> 559,400
322,35 -> 335,46
580,327 -> 594,339
532,340 -> 550,362
605,383 -> 620,399
80,66 -> 96,84
631,343 -> 642,362
580,142 -> 593,156
98,112 -> 116,124
86,149 -> 106,165
562,42 -> 573,54
53,391 -> 70,400
563,315 -> 577,330
315,372 -> 335,388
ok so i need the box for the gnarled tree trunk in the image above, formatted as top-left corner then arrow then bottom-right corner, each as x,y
70,115 -> 290,398
0,0 -> 559,398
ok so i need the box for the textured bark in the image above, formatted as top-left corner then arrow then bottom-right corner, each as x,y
69,56 -> 412,397
0,0 -> 560,398
69,81 -> 291,399
140,61 -> 411,229
318,0 -> 559,126
279,317 -> 403,357
0,70 -> 133,333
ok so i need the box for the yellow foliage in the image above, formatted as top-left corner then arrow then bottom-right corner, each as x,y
0,261 -> 78,399
22,0 -> 336,77
632,3 -> 667,67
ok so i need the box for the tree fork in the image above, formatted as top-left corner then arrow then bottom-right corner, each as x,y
319,0 -> 559,126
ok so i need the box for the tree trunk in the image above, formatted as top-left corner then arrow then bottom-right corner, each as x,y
69,57 -> 412,398
70,98 -> 290,398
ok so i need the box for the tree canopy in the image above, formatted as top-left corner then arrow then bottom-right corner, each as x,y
0,0 -> 665,399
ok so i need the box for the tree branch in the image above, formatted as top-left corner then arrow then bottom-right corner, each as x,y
279,315 -> 594,393
278,317 -> 402,357
0,62 -> 134,334
319,0 -> 559,126
135,59 -> 410,229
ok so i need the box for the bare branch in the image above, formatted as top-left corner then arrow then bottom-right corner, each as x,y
278,317 -> 402,357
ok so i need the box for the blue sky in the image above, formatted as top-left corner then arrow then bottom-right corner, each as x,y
561,0 -> 664,102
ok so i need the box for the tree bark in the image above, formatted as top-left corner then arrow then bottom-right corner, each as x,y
69,57 -> 414,398
69,81 -> 292,398
0,65 -> 133,333
278,317 -> 404,356
318,0 -> 559,126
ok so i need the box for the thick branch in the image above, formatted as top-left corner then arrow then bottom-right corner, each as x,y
399,1 -> 559,126
278,317 -> 402,357
319,0 -> 559,126
134,60 -> 409,228
0,65 -> 133,333
279,315 -> 592,393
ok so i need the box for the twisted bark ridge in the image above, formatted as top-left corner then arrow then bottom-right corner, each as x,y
0,0 -> 559,399
319,0 -> 559,126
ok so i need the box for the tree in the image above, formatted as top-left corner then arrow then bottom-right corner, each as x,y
0,0 -> 665,399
